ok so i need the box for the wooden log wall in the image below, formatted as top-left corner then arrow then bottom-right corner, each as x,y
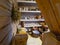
0,0 -> 18,45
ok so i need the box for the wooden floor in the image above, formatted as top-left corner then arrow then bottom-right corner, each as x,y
27,34 -> 42,45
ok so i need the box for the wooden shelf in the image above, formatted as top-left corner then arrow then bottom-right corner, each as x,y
18,1 -> 37,6
17,1 -> 36,3
18,0 -> 46,29
24,24 -> 42,27
20,19 -> 45,21
20,10 -> 41,13
19,10 -> 41,14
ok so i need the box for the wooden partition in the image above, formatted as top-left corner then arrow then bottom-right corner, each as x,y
0,0 -> 12,45
36,0 -> 60,45
0,0 -> 18,45
36,0 -> 60,36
